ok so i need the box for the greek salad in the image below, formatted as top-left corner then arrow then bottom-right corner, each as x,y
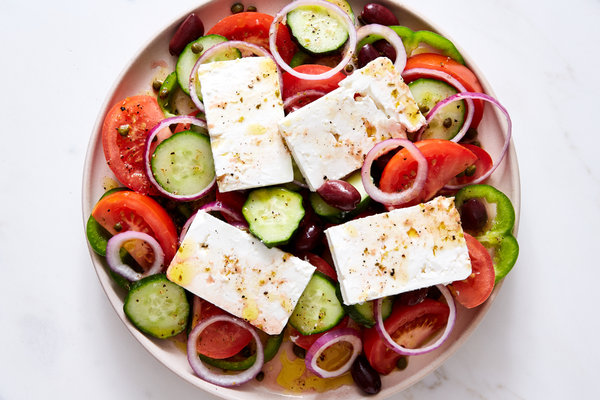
86,0 -> 519,395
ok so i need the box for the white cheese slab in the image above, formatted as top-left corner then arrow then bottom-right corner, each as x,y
325,196 -> 472,305
166,211 -> 316,335
197,57 -> 293,192
278,57 -> 425,191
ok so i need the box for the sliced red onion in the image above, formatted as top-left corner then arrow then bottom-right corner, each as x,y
189,41 -> 282,111
305,328 -> 362,378
106,231 -> 164,281
143,115 -> 215,202
179,202 -> 248,243
356,24 -> 407,71
402,68 -> 475,143
373,284 -> 456,356
283,89 -> 327,112
187,314 -> 264,386
434,92 -> 512,190
269,0 -> 356,80
361,138 -> 428,206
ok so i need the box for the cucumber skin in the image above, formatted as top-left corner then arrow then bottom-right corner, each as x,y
289,272 -> 346,335
123,274 -> 190,339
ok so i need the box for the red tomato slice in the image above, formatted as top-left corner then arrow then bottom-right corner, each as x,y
281,64 -> 346,100
404,53 -> 485,128
91,191 -> 178,265
449,144 -> 493,186
296,252 -> 338,281
192,297 -> 253,359
379,139 -> 477,207
206,12 -> 296,64
102,96 -> 165,195
362,299 -> 450,375
289,316 -> 350,350
449,233 -> 495,308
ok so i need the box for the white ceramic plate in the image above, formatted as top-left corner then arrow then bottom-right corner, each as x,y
82,0 -> 520,398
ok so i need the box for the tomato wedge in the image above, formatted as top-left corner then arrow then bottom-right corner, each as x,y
449,233 -> 495,308
92,191 -> 178,265
379,139 -> 477,207
449,144 -> 493,186
281,64 -> 346,100
206,12 -> 296,64
362,299 -> 450,375
404,53 -> 485,128
102,95 -> 165,195
192,297 -> 253,359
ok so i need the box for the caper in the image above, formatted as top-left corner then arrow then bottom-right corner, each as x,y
191,42 -> 204,54
255,371 -> 265,381
465,164 -> 477,177
159,87 -> 170,99
344,63 -> 354,73
464,127 -> 478,141
113,222 -> 123,232
231,3 -> 244,13
396,356 -> 408,370
419,104 -> 430,114
247,5 -> 257,12
117,124 -> 130,136
152,79 -> 163,91
292,344 -> 306,359
443,117 -> 453,128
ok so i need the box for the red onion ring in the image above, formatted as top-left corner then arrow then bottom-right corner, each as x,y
283,89 -> 327,112
105,231 -> 165,281
143,115 -> 215,201
373,285 -> 456,356
179,202 -> 248,243
361,138 -> 428,206
402,68 -> 475,143
305,328 -> 362,378
269,0 -> 356,80
356,24 -> 407,72
187,314 -> 264,386
189,41 -> 282,111
440,92 -> 512,190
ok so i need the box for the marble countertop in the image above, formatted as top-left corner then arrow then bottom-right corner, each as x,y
1,0 -> 598,398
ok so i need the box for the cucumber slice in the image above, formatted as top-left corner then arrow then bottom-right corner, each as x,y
408,78 -> 465,140
310,171 -> 370,222
289,272 -> 345,335
345,297 -> 394,328
150,130 -> 215,197
176,34 -> 241,98
326,0 -> 355,22
287,5 -> 349,54
242,187 -> 305,247
124,274 -> 190,339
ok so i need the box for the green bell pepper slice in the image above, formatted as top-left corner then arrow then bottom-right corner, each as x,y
157,71 -> 179,118
198,331 -> 284,371
455,184 -> 519,282
356,26 -> 465,65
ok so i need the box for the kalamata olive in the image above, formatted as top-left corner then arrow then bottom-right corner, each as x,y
293,220 -> 323,252
358,43 -> 381,68
459,198 -> 488,232
351,355 -> 381,395
360,3 -> 399,26
398,287 -> 428,306
373,39 -> 396,61
317,180 -> 361,211
169,13 -> 205,56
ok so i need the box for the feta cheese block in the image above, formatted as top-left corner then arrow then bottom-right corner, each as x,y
166,211 -> 316,335
197,57 -> 293,192
278,57 -> 425,191
325,196 -> 471,305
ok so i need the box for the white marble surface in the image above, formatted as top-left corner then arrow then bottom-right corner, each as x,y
1,0 -> 599,399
